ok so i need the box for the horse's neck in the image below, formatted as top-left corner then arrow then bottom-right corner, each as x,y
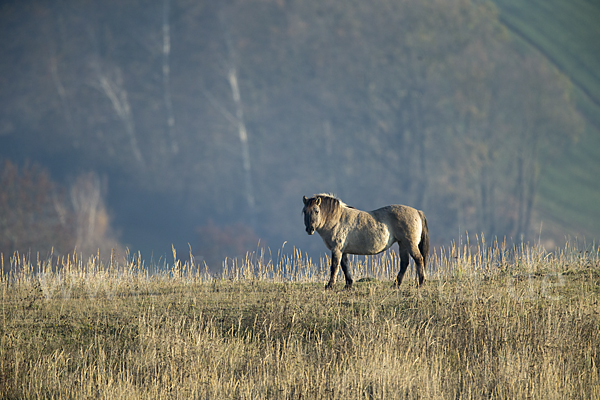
322,207 -> 357,232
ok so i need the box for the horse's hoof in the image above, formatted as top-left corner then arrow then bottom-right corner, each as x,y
343,284 -> 353,291
325,284 -> 334,290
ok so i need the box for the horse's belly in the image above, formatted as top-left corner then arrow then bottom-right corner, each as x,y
344,225 -> 393,255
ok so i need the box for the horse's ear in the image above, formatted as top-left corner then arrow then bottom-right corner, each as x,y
315,197 -> 321,206
303,195 -> 308,205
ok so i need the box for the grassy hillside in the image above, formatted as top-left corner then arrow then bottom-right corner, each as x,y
491,0 -> 600,243
1,242 -> 599,399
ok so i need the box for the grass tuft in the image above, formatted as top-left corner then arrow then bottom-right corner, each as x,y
1,239 -> 599,399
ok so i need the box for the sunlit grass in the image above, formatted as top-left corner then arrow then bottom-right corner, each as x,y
1,238 -> 599,399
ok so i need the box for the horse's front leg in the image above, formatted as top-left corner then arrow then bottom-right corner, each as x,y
340,253 -> 353,290
325,249 -> 342,290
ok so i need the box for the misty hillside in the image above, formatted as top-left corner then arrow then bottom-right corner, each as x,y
0,0 -> 596,267
492,0 -> 600,244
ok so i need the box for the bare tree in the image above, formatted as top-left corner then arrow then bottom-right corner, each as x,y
70,172 -> 121,257
93,61 -> 145,169
199,7 -> 256,224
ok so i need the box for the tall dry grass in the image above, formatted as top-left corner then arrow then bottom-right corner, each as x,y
1,238 -> 599,399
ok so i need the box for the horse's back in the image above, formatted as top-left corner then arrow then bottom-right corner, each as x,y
372,204 -> 422,243
372,204 -> 419,224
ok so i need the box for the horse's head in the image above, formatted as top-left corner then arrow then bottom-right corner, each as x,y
302,195 -> 322,235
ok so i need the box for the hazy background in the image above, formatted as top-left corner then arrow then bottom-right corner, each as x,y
1,0 -> 599,270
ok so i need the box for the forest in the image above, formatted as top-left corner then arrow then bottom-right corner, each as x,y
0,0 -> 586,269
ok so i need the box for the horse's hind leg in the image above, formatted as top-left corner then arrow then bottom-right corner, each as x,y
409,245 -> 426,286
340,254 -> 353,290
395,249 -> 410,287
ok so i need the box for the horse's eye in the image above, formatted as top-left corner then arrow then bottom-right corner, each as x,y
315,209 -> 319,214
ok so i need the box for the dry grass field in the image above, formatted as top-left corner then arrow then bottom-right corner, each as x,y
1,238 -> 599,399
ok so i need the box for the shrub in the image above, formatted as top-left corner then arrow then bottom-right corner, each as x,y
0,160 -> 121,266
196,220 -> 262,272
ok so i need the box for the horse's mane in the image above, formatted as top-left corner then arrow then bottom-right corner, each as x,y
305,193 -> 354,222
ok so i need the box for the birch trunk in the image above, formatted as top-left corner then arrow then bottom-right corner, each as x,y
227,66 -> 255,213
162,0 -> 178,154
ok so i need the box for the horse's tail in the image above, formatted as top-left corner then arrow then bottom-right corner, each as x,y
418,211 -> 429,270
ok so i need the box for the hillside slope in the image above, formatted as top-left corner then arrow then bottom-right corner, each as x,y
492,0 -> 600,243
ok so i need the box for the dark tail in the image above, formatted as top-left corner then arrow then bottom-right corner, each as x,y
418,211 -> 429,270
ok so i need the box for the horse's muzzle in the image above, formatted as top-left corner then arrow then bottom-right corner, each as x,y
306,227 -> 315,235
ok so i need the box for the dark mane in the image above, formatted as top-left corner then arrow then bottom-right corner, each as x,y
303,193 -> 352,222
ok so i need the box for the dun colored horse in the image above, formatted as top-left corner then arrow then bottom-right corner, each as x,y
302,194 -> 429,289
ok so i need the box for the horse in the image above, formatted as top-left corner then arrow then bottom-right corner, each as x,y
302,194 -> 429,289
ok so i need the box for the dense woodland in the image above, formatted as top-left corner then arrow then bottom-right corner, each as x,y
0,0 -> 584,267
